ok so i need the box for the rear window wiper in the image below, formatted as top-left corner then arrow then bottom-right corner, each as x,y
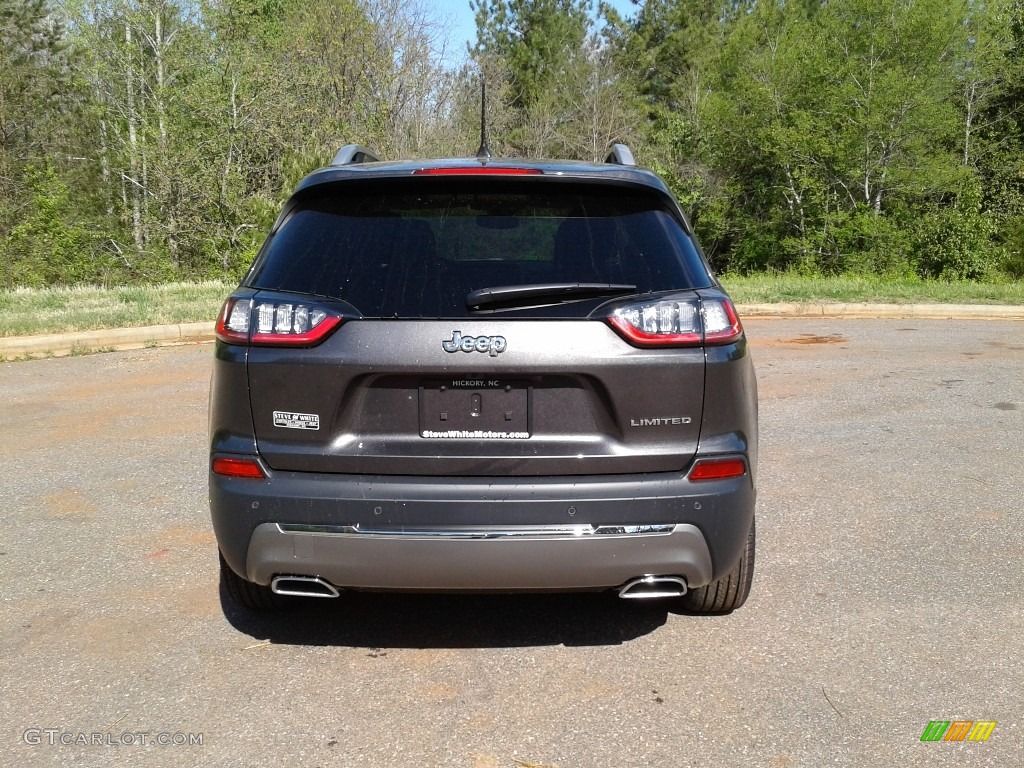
466,283 -> 638,311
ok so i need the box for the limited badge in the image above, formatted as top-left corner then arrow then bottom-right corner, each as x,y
273,411 -> 320,430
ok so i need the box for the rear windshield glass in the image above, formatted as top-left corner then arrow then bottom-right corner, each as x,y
247,179 -> 712,317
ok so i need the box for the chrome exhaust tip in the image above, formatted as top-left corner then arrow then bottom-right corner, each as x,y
271,575 -> 341,598
617,575 -> 687,600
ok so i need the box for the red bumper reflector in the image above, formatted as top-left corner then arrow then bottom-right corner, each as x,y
688,458 -> 747,481
212,458 -> 266,479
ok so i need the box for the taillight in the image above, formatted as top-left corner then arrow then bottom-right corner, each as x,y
701,297 -> 743,344
215,298 -> 252,343
215,298 -> 342,346
688,457 -> 747,481
608,299 -> 703,346
212,457 -> 266,479
606,296 -> 743,347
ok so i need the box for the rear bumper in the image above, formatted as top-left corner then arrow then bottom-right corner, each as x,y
211,461 -> 755,591
247,523 -> 713,591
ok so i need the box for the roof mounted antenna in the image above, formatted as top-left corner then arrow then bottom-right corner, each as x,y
476,78 -> 492,162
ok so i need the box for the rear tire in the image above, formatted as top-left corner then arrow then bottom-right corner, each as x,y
219,551 -> 291,611
681,517 -> 755,614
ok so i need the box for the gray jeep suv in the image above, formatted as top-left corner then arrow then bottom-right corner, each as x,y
210,144 -> 758,613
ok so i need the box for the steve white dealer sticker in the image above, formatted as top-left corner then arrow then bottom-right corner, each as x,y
273,411 -> 320,430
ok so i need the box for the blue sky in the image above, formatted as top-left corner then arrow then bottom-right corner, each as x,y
430,0 -> 641,64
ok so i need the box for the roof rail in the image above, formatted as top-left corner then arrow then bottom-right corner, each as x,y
604,143 -> 637,167
331,144 -> 382,166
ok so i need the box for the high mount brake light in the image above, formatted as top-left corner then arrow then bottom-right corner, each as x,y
215,298 -> 343,346
607,296 -> 743,348
412,167 -> 543,176
688,457 -> 747,481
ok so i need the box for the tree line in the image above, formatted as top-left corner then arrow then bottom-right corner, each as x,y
2,0 -> 1023,288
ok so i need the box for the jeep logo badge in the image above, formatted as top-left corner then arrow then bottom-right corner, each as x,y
442,330 -> 507,357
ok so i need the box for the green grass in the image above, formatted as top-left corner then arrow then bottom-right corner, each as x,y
0,281 -> 232,337
720,273 -> 1024,305
1,274 -> 1022,337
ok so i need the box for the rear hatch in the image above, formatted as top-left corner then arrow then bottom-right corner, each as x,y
238,175 -> 717,476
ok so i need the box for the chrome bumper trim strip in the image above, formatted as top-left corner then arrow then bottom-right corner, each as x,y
277,523 -> 676,539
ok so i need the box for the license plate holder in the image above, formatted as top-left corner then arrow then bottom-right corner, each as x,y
419,379 -> 530,438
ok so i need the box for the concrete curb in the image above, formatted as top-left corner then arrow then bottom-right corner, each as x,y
2,304 -> 1023,359
0,322 -> 212,359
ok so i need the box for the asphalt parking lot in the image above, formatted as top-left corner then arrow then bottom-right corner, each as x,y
0,318 -> 1020,767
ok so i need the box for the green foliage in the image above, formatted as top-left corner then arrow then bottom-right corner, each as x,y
719,271 -> 1024,304
470,0 -> 639,159
0,0 -> 461,288
0,280 -> 231,336
613,0 -> 1021,282
912,207 -> 999,280
0,165 -> 109,287
473,0 -> 591,109
998,216 -> 1024,278
828,208 -> 915,277
0,0 -> 78,241
1,0 -> 1022,288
